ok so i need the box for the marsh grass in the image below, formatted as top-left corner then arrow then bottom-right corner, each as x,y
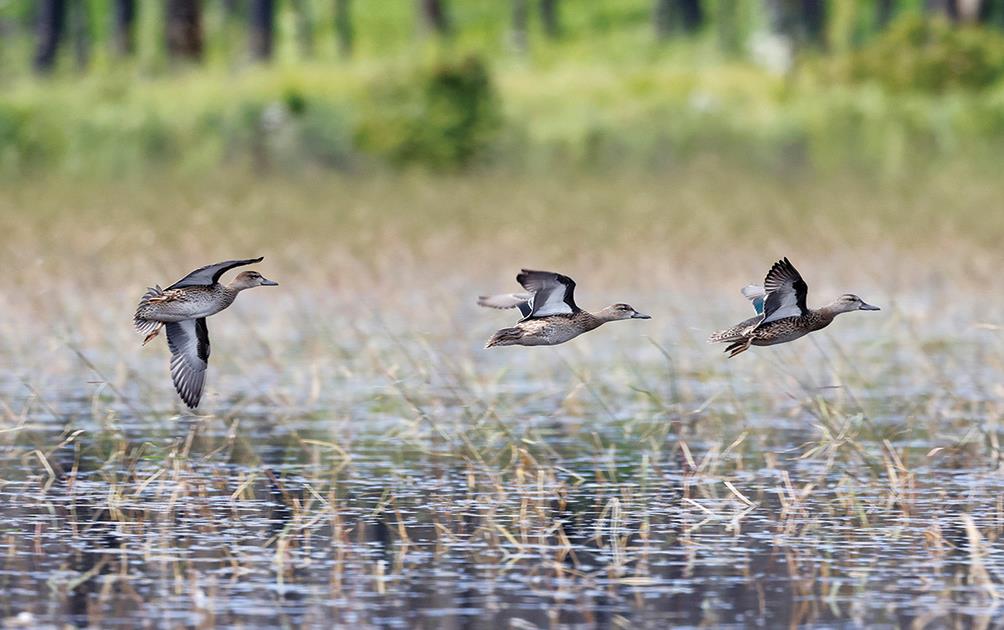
0,168 -> 1003,626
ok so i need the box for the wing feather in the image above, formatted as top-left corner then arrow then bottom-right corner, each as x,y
477,292 -> 532,316
167,257 -> 264,289
741,284 -> 766,315
517,270 -> 579,319
165,318 -> 210,409
758,258 -> 809,325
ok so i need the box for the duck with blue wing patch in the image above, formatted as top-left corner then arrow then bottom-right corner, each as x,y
477,269 -> 650,347
134,257 -> 278,409
708,257 -> 880,357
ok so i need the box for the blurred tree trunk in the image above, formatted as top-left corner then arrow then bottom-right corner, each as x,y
249,0 -> 275,60
291,0 -> 314,57
925,0 -> 960,20
70,0 -> 90,70
875,0 -> 895,28
113,0 -> 136,56
675,0 -> 704,32
654,0 -> 703,39
511,0 -> 528,51
653,0 -> 673,39
540,0 -> 560,39
334,0 -> 354,57
33,0 -> 66,74
417,0 -> 450,36
801,0 -> 825,47
764,0 -> 826,48
979,0 -> 1004,26
166,0 -> 203,61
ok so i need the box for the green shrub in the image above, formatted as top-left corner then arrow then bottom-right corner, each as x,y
835,15 -> 1004,93
356,56 -> 502,169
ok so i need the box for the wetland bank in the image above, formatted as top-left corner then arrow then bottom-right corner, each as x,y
0,169 -> 1002,627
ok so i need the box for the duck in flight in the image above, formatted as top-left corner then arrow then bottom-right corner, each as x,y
134,257 -> 278,408
709,257 -> 879,357
477,269 -> 650,347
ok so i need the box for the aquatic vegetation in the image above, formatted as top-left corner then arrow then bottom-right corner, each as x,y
0,170 -> 1002,626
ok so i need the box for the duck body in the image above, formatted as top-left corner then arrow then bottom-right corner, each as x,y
479,269 -> 649,348
486,311 -> 604,347
135,283 -> 239,324
709,258 -> 879,358
710,312 -> 833,350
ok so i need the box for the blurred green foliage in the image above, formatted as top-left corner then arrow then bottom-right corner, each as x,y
356,56 -> 501,169
3,2 -> 1004,179
836,16 -> 1004,92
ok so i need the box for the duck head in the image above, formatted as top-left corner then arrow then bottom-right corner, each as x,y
828,293 -> 880,315
598,303 -> 651,322
229,270 -> 279,291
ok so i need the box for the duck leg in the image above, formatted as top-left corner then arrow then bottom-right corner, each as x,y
142,324 -> 163,345
725,338 -> 752,358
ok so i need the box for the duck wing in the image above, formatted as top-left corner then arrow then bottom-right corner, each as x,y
757,257 -> 809,326
477,292 -> 532,318
741,284 -> 766,315
166,318 -> 211,409
167,257 -> 264,289
517,269 -> 579,319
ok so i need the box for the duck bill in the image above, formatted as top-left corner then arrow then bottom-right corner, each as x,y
261,277 -> 279,286
859,302 -> 880,311
632,312 -> 652,319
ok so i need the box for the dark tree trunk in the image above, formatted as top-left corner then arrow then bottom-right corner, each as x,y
113,0 -> 136,56
417,0 -> 450,36
334,0 -> 353,57
540,0 -> 560,38
764,0 -> 825,49
675,0 -> 704,32
249,0 -> 275,60
875,0 -> 895,28
33,0 -> 66,74
979,0 -> 1004,26
512,0 -> 528,51
166,0 -> 203,61
70,0 -> 90,70
291,0 -> 314,57
654,0 -> 703,39
801,0 -> 825,47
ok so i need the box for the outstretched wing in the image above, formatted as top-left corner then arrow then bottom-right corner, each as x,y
477,293 -> 533,318
165,318 -> 211,409
517,269 -> 579,319
167,257 -> 264,289
758,258 -> 809,325
741,284 -> 766,315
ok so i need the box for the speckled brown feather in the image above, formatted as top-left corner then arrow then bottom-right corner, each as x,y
486,312 -> 604,347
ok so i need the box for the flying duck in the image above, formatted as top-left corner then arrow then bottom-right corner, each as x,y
477,269 -> 650,347
134,257 -> 278,408
708,257 -> 879,357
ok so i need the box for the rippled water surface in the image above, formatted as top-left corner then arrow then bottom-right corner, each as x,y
2,277 -> 1003,629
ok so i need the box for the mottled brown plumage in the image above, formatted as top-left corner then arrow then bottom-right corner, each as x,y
709,258 -> 879,357
479,269 -> 650,347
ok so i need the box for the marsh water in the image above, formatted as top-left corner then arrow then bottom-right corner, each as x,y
1,277 -> 1003,629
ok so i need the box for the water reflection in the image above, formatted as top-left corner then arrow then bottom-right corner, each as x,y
2,402 -> 1003,629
